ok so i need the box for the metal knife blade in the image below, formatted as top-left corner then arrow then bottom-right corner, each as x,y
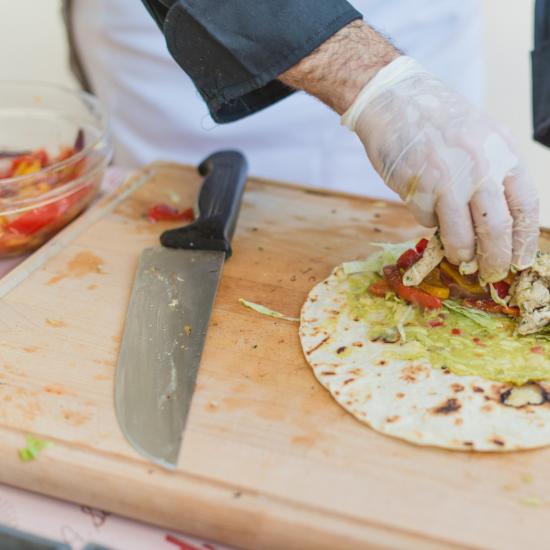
115,247 -> 223,468
115,151 -> 248,468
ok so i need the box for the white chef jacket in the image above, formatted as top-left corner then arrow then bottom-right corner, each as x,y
71,0 -> 483,200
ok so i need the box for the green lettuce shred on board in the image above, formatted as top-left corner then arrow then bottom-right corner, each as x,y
19,435 -> 53,462
238,299 -> 299,322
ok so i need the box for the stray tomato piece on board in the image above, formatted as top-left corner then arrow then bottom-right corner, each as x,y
147,203 -> 194,223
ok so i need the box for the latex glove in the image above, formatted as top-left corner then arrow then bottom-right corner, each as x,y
341,56 -> 540,283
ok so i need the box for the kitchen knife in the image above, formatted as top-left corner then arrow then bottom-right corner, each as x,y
115,151 -> 248,469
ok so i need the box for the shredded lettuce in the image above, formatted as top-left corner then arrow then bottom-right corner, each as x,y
342,261 -> 373,275
239,299 -> 299,322
19,435 -> 53,462
396,305 -> 414,343
343,241 -> 415,276
442,300 -> 503,330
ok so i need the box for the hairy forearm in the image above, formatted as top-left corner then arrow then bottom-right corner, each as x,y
279,20 -> 400,114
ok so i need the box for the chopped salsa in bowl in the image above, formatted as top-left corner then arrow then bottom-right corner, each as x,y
0,82 -> 112,257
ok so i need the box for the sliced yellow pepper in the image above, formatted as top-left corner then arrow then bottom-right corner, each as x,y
419,280 -> 450,299
440,260 -> 484,294
13,159 -> 41,177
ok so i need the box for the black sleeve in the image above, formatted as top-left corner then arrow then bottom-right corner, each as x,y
141,0 -> 362,123
532,0 -> 550,147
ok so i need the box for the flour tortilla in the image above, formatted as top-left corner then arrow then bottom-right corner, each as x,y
299,265 -> 550,451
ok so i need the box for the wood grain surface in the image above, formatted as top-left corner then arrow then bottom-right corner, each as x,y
0,162 -> 548,550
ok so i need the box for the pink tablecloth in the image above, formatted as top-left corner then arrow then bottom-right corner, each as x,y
0,168 -> 230,550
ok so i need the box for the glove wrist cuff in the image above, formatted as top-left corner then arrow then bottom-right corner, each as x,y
341,56 -> 428,130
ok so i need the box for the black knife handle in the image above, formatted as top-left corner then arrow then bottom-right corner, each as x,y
160,150 -> 248,258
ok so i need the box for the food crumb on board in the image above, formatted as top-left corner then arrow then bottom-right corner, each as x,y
520,496 -> 542,507
168,298 -> 179,309
46,319 -> 66,328
521,473 -> 534,484
184,325 -> 192,336
47,251 -> 105,285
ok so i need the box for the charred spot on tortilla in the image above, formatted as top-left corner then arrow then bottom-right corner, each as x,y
352,341 -> 363,347
386,416 -> 400,423
472,385 -> 484,393
432,398 -> 462,415
491,438 -> 505,447
306,335 -> 330,355
501,383 -> 547,408
343,378 -> 355,385
451,383 -> 465,393
395,392 -> 405,399
463,441 -> 474,447
336,346 -> 346,354
454,417 -> 464,426
400,364 -> 428,383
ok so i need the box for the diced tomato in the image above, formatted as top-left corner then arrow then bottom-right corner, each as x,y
492,281 -> 510,299
34,149 -> 49,167
383,264 -> 442,309
415,238 -> 429,254
147,203 -> 194,223
429,319 -> 445,327
462,298 -> 520,317
5,202 -> 65,235
531,346 -> 544,355
368,279 -> 391,297
4,185 -> 91,236
396,248 -> 420,270
451,328 -> 462,335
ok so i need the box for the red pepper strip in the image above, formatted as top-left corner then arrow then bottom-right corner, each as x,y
462,298 -> 520,317
415,238 -> 429,254
383,265 -> 442,309
492,280 -> 510,299
368,279 -> 391,297
165,534 -> 204,550
396,248 -> 420,270
147,203 -> 194,223
5,185 -> 91,236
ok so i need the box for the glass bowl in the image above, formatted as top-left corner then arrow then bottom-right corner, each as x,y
0,82 -> 112,257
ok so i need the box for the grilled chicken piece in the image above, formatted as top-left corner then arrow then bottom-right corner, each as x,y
402,233 -> 445,287
510,251 -> 550,335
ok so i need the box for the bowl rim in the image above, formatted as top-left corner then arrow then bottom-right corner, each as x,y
0,80 -> 111,187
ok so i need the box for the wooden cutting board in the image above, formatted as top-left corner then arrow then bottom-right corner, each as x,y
0,162 -> 549,550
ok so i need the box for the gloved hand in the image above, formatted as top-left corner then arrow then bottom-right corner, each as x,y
342,56 -> 540,283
